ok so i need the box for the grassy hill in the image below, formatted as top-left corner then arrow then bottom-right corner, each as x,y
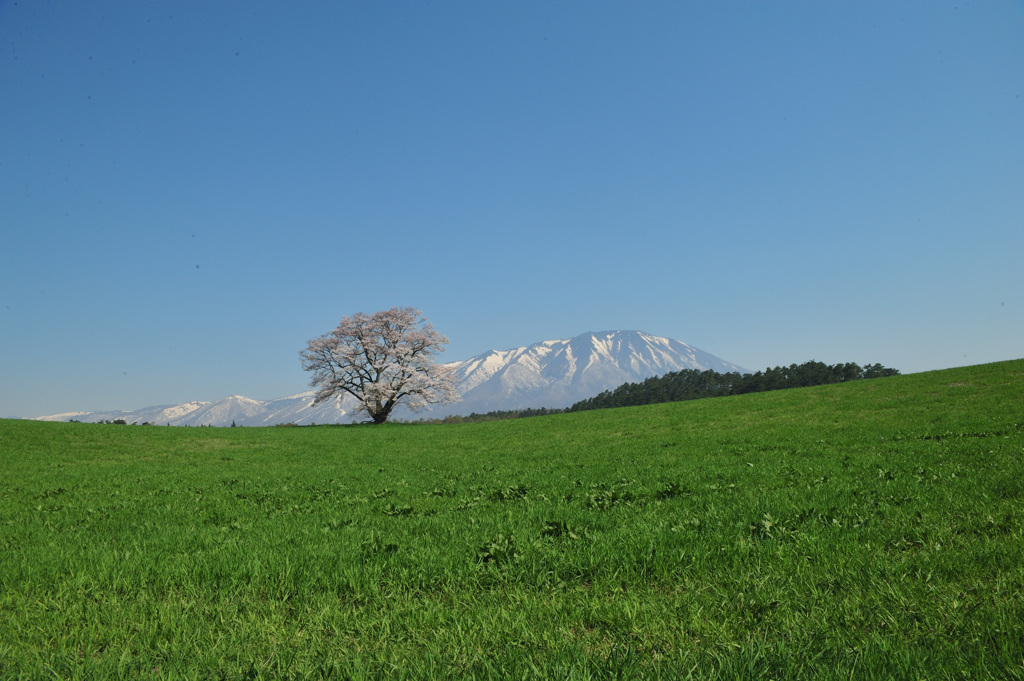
2,360 -> 1022,679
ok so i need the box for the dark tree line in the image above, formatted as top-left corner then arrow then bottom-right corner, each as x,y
409,407 -> 566,425
405,360 -> 900,423
567,361 -> 899,413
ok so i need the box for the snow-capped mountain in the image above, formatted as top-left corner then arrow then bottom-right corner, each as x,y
437,330 -> 746,416
36,401 -> 210,426
35,393 -> 352,428
33,331 -> 746,426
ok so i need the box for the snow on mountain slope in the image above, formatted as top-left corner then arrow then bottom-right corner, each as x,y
32,331 -> 747,425
432,330 -> 747,416
255,392 -> 352,427
33,401 -> 210,425
33,394 -> 353,427
172,395 -> 268,427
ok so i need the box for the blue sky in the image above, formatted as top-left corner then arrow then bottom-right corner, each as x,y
2,1 -> 1022,418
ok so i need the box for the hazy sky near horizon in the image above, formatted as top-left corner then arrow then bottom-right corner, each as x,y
2,1 -> 1022,418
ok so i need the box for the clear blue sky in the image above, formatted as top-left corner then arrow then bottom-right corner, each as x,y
2,1 -> 1022,418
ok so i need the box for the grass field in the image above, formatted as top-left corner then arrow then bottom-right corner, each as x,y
2,360 -> 1022,679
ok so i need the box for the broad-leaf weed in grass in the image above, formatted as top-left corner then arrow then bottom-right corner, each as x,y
1,359 -> 1022,679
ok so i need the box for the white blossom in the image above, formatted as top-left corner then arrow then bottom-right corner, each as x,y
300,307 -> 460,423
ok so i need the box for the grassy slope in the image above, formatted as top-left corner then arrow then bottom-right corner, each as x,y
1,360 -> 1022,679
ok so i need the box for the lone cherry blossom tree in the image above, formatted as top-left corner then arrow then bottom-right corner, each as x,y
300,307 -> 460,424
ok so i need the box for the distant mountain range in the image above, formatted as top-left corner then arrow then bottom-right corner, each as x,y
34,392 -> 351,428
34,331 -> 747,426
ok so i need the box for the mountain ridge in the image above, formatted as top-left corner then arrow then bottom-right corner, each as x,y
33,331 -> 747,426
440,330 -> 746,416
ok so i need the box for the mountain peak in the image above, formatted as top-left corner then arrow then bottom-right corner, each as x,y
433,330 -> 747,416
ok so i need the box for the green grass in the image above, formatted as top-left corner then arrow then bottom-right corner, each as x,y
2,360 -> 1023,679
